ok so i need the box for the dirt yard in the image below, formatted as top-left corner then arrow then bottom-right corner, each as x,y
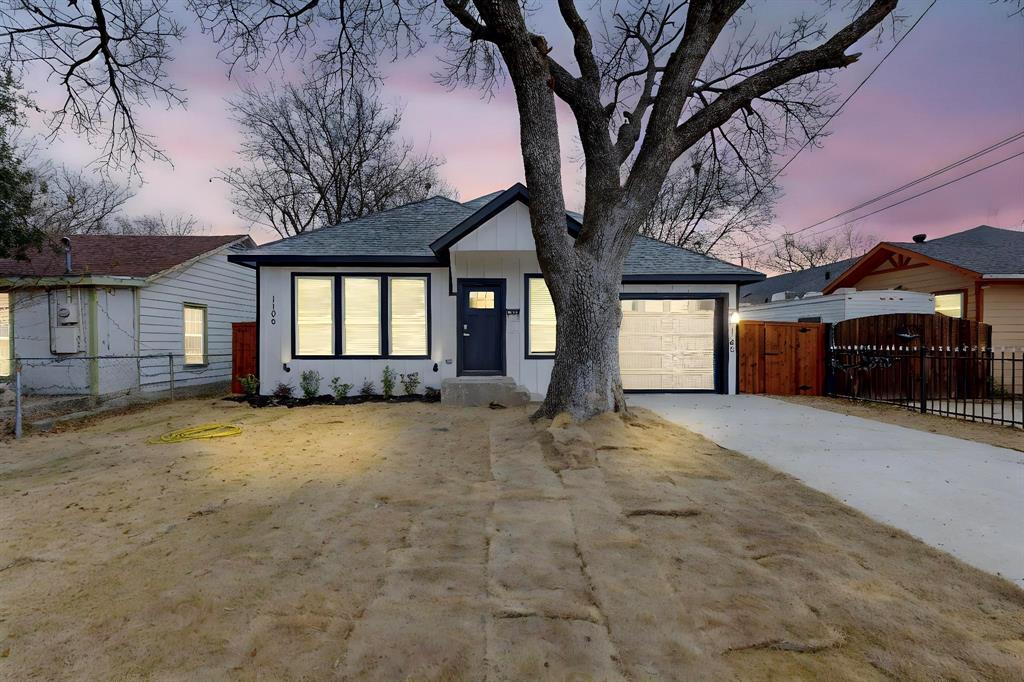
2,399 -> 1022,680
778,395 -> 1024,452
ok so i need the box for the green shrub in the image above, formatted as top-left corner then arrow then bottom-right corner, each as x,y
238,374 -> 259,396
330,377 -> 353,399
359,379 -> 375,397
381,365 -> 396,398
399,372 -> 421,395
299,369 -> 322,398
272,382 -> 294,399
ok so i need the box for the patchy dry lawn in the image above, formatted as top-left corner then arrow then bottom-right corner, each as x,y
1,398 -> 1022,680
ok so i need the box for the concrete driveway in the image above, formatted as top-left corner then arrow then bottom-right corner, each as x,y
632,394 -> 1024,586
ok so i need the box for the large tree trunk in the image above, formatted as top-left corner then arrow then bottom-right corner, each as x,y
535,257 -> 627,420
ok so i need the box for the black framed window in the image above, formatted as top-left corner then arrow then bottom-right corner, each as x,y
294,276 -> 335,356
524,274 -> 556,358
292,273 -> 430,359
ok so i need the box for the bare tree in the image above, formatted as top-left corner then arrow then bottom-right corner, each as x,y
638,140 -> 779,257
112,212 -> 201,236
189,0 -> 899,419
222,81 -> 454,238
0,0 -> 185,172
27,164 -> 133,237
761,224 -> 877,273
5,0 -> 903,418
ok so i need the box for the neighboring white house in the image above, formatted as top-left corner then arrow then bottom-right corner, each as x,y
740,289 -> 936,324
229,184 -> 764,397
0,234 -> 256,396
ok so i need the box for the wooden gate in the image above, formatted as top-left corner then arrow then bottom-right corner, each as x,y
739,320 -> 825,395
231,321 -> 257,394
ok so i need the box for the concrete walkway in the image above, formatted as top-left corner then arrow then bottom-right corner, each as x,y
632,394 -> 1024,586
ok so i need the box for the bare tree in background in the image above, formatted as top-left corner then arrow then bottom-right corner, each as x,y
191,0 -> 899,418
761,224 -> 877,273
0,0 -> 185,171
222,82 -> 454,238
112,212 -> 201,236
27,164 -> 133,236
638,140 -> 779,257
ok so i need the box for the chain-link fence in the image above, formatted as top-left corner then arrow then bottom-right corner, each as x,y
2,352 -> 236,438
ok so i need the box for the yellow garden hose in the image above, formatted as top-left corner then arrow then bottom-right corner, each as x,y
147,423 -> 242,444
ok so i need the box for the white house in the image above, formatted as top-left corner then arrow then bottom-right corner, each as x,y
0,234 -> 256,397
229,185 -> 764,398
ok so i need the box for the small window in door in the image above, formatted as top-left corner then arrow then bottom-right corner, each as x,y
468,291 -> 495,309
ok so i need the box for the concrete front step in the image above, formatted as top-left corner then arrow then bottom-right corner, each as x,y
440,376 -> 531,407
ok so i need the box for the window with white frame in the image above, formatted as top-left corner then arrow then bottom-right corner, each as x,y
342,276 -> 382,356
0,292 -> 11,377
389,277 -> 428,356
526,276 -> 557,356
295,276 -> 335,355
183,304 -> 207,365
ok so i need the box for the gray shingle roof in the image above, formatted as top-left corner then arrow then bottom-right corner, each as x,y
244,196 -> 471,258
891,225 -> 1024,274
233,188 -> 763,281
626,235 -> 763,279
740,257 -> 859,303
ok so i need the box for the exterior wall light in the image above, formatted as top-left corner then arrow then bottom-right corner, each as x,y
729,310 -> 741,325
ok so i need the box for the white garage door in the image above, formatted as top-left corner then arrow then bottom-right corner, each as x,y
619,298 -> 717,391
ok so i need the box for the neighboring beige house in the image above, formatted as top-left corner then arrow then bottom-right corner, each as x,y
821,226 -> 1024,351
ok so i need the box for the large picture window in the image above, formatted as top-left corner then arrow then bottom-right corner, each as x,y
526,276 -> 557,356
293,274 -> 431,358
183,304 -> 207,366
342,277 -> 382,356
295,276 -> 335,356
0,292 -> 11,377
389,277 -> 428,356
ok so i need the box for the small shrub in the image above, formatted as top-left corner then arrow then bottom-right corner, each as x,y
238,374 -> 259,397
381,365 -> 396,398
272,382 -> 294,399
330,377 -> 352,399
299,370 -> 322,398
359,379 -> 375,397
423,386 -> 440,402
399,372 -> 421,395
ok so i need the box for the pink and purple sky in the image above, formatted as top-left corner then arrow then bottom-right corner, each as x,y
26,0 -> 1024,258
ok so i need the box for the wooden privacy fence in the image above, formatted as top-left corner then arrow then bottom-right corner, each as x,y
831,313 -> 991,349
231,321 -> 257,394
826,314 -> 1020,428
739,321 -> 826,396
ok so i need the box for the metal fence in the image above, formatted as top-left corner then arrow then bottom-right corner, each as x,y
2,352 -> 236,438
828,345 -> 1023,429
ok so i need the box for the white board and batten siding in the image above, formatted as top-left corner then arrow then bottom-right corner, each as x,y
138,244 -> 256,391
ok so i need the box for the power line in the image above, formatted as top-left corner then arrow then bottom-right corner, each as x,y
790,130 -> 1024,235
722,0 -> 939,247
744,131 -> 1024,252
790,150 -> 1024,236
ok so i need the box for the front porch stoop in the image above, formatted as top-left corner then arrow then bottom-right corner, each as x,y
440,376 -> 531,407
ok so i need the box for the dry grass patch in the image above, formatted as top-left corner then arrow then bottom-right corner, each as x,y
0,398 -> 1021,680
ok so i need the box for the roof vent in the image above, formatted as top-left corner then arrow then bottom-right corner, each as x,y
912,233 -> 927,243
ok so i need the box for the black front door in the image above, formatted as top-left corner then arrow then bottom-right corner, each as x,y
458,279 -> 505,375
